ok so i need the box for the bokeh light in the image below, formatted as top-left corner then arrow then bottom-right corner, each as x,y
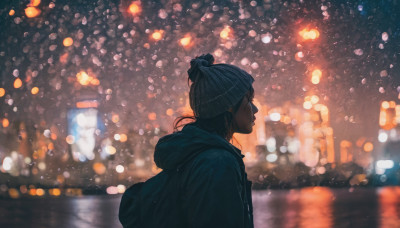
31,87 -> 39,95
63,37 -> 74,47
14,78 -> 22,88
128,1 -> 142,16
299,28 -> 320,40
25,6 -> 41,18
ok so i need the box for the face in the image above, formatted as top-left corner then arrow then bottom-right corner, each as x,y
232,89 -> 258,134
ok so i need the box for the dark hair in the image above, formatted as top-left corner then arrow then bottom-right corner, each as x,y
174,86 -> 254,140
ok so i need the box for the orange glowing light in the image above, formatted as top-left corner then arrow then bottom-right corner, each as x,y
48,142 -> 54,150
8,188 -> 20,199
50,133 -> 57,140
63,37 -> 73,47
112,114 -> 120,123
299,28 -> 320,40
9,9 -> 15,16
311,76 -> 320,84
36,188 -> 45,196
220,26 -> 233,40
381,101 -> 389,109
28,0 -> 41,7
311,69 -> 322,84
151,30 -> 164,41
14,78 -> 22,88
25,6 -> 41,18
128,2 -> 142,16
148,112 -> 157,120
312,69 -> 322,78
91,78 -> 100,85
29,188 -> 37,196
303,101 -> 312,110
60,52 -> 69,64
93,162 -> 106,175
66,135 -> 75,144
166,108 -> 174,116
76,71 -> 96,86
3,118 -> 11,128
119,134 -> 128,142
295,51 -> 304,61
49,188 -> 61,196
31,87 -> 39,95
363,142 -> 373,152
310,95 -> 319,104
0,88 -> 5,97
76,101 -> 98,108
179,34 -> 193,48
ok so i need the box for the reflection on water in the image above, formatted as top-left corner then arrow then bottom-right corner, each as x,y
252,187 -> 333,228
1,188 -> 400,228
378,187 -> 400,228
253,187 -> 400,228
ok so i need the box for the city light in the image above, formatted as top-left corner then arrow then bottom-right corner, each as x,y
31,87 -> 39,95
2,118 -> 9,128
0,88 -> 5,97
378,131 -> 388,143
376,160 -> 394,169
63,37 -> 74,47
148,112 -> 157,120
76,71 -> 98,86
179,34 -> 193,48
150,30 -> 164,41
105,145 -> 117,155
93,162 -> 106,175
311,69 -> 322,85
269,112 -> 281,121
2,157 -> 13,171
266,154 -> 278,162
128,1 -> 142,16
261,33 -> 273,44
116,165 -> 125,173
220,26 -> 234,40
25,6 -> 41,18
363,142 -> 374,152
299,28 -> 320,40
14,78 -> 22,88
28,0 -> 41,7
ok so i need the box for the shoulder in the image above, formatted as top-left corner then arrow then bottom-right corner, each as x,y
188,148 -> 242,179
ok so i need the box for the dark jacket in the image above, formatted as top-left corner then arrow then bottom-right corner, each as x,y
154,124 -> 254,228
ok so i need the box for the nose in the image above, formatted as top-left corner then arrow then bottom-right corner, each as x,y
252,102 -> 258,114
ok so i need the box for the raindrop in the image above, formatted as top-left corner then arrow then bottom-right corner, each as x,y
12,69 -> 19,77
382,32 -> 388,42
353,49 -> 363,56
380,70 -> 388,77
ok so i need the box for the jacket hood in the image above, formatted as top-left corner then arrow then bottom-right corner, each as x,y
154,124 -> 242,170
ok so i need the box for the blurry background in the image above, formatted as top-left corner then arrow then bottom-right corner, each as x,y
0,0 -> 399,195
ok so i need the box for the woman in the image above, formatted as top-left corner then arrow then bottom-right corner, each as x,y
154,53 -> 258,228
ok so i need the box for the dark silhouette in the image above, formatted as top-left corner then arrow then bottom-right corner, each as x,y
119,53 -> 258,228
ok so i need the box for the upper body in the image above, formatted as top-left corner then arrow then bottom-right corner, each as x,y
154,123 -> 254,228
120,53 -> 258,228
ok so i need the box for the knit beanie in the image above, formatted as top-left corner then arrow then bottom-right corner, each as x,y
188,53 -> 254,119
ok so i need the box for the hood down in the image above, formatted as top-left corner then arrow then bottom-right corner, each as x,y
154,124 -> 242,170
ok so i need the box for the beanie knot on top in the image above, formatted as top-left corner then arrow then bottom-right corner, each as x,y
188,54 -> 214,82
188,53 -> 254,119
